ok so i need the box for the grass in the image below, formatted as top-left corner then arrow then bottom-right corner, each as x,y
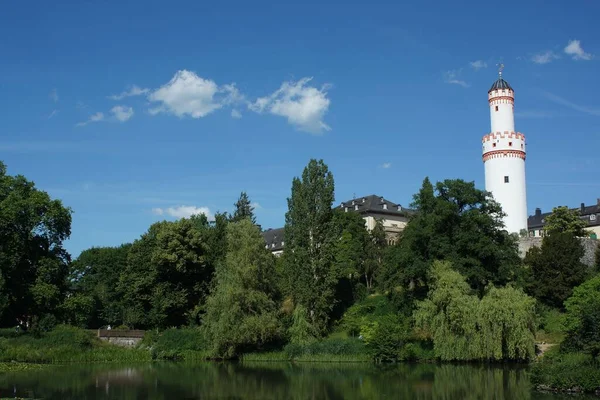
0,362 -> 46,373
140,327 -> 209,361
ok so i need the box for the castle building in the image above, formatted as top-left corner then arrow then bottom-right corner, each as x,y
527,200 -> 600,239
262,194 -> 413,256
482,66 -> 528,234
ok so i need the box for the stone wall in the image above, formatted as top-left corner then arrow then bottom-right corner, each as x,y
97,329 -> 145,348
518,237 -> 599,267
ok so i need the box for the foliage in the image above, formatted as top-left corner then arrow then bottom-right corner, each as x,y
531,349 -> 600,393
283,337 -> 368,360
202,219 -> 282,359
288,305 -> 318,345
381,178 -> 521,302
142,327 -> 207,360
282,159 -> 337,335
595,242 -> 600,272
543,206 -> 589,237
360,314 -> 411,362
535,306 -> 566,344
337,295 -> 396,337
562,275 -> 600,358
231,191 -> 256,224
0,161 -> 72,328
117,217 -> 212,329
524,232 -> 589,308
414,261 -> 536,361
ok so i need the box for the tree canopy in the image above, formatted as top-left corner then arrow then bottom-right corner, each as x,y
231,191 -> 256,224
382,177 -> 521,300
543,206 -> 589,237
0,161 -> 72,329
562,275 -> 600,358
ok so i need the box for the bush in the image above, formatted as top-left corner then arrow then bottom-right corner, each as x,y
142,327 -> 206,360
337,295 -> 396,337
531,349 -> 600,392
41,325 -> 94,349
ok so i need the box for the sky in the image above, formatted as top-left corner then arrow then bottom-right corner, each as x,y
1,0 -> 599,257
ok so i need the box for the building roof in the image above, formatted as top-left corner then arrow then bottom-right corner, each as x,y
489,77 -> 513,92
262,227 -> 285,252
337,194 -> 415,217
528,200 -> 600,229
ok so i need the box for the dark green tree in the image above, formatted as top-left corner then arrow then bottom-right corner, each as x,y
595,242 -> 600,272
382,177 -> 521,301
563,275 -> 600,358
0,161 -> 72,328
202,219 -> 282,358
544,206 -> 589,237
68,244 -> 131,327
231,191 -> 256,224
524,232 -> 589,309
282,159 -> 336,336
364,218 -> 387,291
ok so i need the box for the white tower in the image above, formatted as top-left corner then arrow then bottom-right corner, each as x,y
482,65 -> 528,234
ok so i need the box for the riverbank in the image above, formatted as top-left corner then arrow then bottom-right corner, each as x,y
531,349 -> 600,394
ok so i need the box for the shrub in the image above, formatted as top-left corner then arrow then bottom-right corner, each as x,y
360,314 -> 410,362
142,327 -> 206,360
531,349 -> 600,392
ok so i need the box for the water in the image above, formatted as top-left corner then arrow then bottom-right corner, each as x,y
0,362 -> 592,399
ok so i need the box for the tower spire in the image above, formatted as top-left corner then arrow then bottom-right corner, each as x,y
497,63 -> 504,78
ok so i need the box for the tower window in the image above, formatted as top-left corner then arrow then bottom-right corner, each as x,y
495,106 -> 498,112
508,141 -> 512,147
504,176 -> 509,183
493,143 -> 496,148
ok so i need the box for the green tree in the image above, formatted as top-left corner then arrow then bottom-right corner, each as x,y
231,191 -> 256,224
414,261 -> 536,361
0,161 -> 72,328
595,242 -> 600,272
68,244 -> 131,327
382,178 -> 521,301
524,232 -> 589,308
543,206 -> 589,237
202,219 -> 282,358
364,218 -> 387,291
282,159 -> 336,335
117,218 -> 211,328
562,275 -> 600,358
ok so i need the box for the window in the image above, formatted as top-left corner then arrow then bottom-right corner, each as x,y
493,143 -> 497,148
354,205 -> 359,211
591,214 -> 597,221
383,204 -> 387,210
344,207 -> 348,212
508,141 -> 512,147
281,241 -> 285,246
504,176 -> 509,183
495,105 -> 498,111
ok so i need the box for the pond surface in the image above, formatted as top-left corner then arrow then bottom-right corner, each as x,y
0,362 -> 593,399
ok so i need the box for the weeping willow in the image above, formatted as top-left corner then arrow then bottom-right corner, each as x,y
414,261 -> 536,361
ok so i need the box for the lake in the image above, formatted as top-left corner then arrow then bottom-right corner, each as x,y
0,362 -> 593,399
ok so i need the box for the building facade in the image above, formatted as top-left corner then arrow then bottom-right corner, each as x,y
527,200 -> 600,239
482,67 -> 528,234
262,194 -> 413,256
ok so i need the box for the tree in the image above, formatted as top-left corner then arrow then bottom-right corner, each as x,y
524,232 -> 589,308
382,178 -> 521,301
0,161 -> 72,328
595,242 -> 600,272
282,159 -> 336,335
364,218 -> 387,291
414,261 -> 536,362
202,219 -> 282,358
231,191 -> 256,224
543,206 -> 589,237
68,244 -> 131,327
563,275 -> 600,358
117,218 -> 211,328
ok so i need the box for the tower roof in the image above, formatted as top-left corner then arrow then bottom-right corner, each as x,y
488,77 -> 513,92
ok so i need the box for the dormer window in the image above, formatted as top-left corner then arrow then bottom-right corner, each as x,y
352,201 -> 355,206
344,207 -> 348,212
354,205 -> 359,211
397,205 -> 402,211
271,243 -> 275,248
383,204 -> 387,210
591,214 -> 597,221
362,198 -> 366,203
281,241 -> 285,246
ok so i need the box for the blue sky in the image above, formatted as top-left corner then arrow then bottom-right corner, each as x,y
1,0 -> 599,257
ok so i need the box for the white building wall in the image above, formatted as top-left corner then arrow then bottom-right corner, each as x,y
484,157 -> 528,233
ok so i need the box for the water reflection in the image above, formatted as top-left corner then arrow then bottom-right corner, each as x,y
0,362 -> 591,399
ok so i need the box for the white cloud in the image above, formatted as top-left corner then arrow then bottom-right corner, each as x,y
251,202 -> 261,210
543,92 -> 600,116
231,109 -> 242,119
152,205 -> 214,220
148,70 -> 225,118
469,60 -> 487,71
531,51 -> 559,64
111,105 -> 134,122
49,89 -> 59,103
249,77 -> 331,134
443,69 -> 469,88
48,110 -> 59,119
381,162 -> 392,169
76,112 -> 105,127
564,40 -> 592,61
108,85 -> 149,100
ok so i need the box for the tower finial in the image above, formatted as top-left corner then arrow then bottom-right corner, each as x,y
497,63 -> 504,78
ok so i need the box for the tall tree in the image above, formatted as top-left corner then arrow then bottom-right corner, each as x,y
543,206 -> 589,237
231,191 -> 256,224
364,218 -> 387,291
382,178 -> 521,301
202,219 -> 282,358
282,159 -> 336,336
524,232 -> 589,308
0,161 -> 72,328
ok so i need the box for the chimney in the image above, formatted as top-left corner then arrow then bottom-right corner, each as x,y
581,203 -> 585,213
535,208 -> 542,217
